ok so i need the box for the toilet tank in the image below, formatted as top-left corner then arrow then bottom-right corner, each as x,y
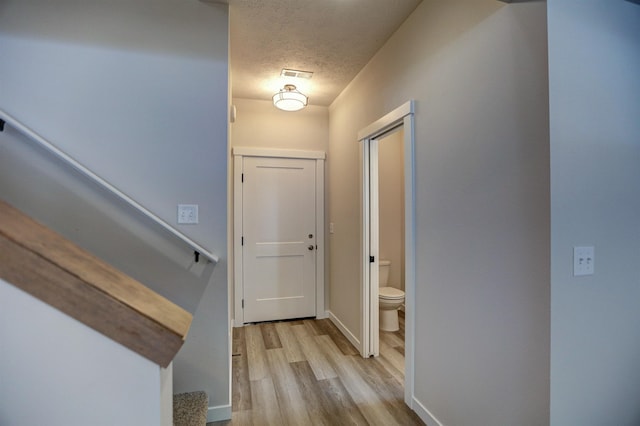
379,260 -> 391,286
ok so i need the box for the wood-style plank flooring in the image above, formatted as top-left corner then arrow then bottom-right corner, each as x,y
210,312 -> 422,425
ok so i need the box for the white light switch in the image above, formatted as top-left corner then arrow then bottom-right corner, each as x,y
178,204 -> 199,224
573,246 -> 594,276
329,222 -> 335,234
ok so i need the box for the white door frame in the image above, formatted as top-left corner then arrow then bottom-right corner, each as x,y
358,101 -> 415,407
232,147 -> 326,326
361,138 -> 379,358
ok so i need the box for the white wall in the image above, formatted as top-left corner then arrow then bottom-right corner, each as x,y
231,98 -> 329,152
329,1 -> 550,424
0,126 -> 216,313
0,0 -> 231,418
0,0 -> 228,251
548,1 -> 640,425
0,279 -> 167,426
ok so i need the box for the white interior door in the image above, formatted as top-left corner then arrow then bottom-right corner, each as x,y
361,139 -> 380,358
242,156 -> 317,323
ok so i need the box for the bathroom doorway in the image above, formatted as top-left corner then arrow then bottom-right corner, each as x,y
359,100 -> 416,407
377,126 -> 406,377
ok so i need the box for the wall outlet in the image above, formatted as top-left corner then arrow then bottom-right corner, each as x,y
177,204 -> 198,224
573,246 -> 594,276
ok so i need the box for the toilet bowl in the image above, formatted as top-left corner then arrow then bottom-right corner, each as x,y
379,260 -> 405,332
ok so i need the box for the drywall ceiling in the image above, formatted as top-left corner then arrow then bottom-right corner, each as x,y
228,0 -> 422,106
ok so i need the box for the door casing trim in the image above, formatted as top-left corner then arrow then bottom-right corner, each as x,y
358,100 -> 416,408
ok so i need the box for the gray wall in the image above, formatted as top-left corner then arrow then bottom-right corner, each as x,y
0,0 -> 231,418
0,279 -> 166,426
329,0 -> 550,424
548,1 -> 640,425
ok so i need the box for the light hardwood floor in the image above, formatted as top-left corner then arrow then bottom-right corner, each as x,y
210,312 -> 423,425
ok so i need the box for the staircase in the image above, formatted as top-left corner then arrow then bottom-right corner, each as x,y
0,200 -> 199,425
174,391 -> 209,426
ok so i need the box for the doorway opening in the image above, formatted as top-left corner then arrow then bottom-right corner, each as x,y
359,100 -> 415,407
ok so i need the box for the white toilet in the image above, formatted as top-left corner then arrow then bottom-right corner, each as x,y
378,259 -> 405,332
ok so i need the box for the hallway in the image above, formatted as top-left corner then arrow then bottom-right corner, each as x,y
210,315 -> 421,425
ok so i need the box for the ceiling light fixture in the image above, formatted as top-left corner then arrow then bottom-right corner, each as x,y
273,84 -> 308,112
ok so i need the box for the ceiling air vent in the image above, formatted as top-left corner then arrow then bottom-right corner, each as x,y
281,68 -> 314,79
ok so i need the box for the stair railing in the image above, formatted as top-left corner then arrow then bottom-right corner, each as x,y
0,109 -> 218,264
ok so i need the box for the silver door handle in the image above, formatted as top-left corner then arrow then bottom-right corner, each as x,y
308,245 -> 314,251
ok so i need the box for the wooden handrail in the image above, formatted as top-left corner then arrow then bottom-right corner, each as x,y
0,200 -> 192,367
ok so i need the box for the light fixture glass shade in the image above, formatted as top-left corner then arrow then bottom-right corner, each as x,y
273,84 -> 308,111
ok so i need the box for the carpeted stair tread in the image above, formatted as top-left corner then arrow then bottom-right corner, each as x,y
173,391 -> 208,426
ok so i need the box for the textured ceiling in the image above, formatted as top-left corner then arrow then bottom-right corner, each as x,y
228,0 -> 422,106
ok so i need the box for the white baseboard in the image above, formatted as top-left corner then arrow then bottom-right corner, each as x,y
207,404 -> 232,422
327,310 -> 360,349
412,396 -> 443,426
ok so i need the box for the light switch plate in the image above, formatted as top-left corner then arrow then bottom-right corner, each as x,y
573,246 -> 594,276
178,204 -> 198,224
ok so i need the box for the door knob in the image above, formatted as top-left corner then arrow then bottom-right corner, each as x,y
308,245 -> 314,251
